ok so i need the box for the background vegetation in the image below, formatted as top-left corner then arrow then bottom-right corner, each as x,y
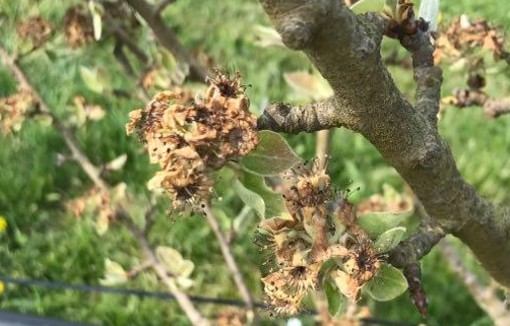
0,0 -> 509,325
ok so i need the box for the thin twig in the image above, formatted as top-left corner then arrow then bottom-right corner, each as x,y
0,45 -> 209,326
126,259 -> 153,279
315,129 -> 332,169
122,216 -> 210,326
438,239 -> 510,326
202,202 -> 255,316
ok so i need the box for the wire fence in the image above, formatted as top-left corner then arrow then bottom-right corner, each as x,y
0,276 -> 418,326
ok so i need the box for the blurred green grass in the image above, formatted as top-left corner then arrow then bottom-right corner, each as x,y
0,0 -> 509,325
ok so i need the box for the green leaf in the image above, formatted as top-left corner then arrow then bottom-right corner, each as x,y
236,170 -> 288,219
156,246 -> 185,275
79,66 -> 111,94
233,178 -> 265,219
88,1 -> 104,41
365,263 -> 408,301
350,0 -> 385,14
374,226 -> 406,253
357,211 -> 412,239
241,130 -> 300,176
324,280 -> 347,317
100,259 -> 127,286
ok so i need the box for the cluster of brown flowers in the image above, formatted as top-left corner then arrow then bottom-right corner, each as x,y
256,161 -> 381,315
0,90 -> 36,135
63,5 -> 94,48
126,73 -> 259,210
16,16 -> 53,48
434,15 -> 508,64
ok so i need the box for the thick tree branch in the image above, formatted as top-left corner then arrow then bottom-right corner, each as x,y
258,0 -> 510,286
257,97 -> 339,132
123,0 -> 207,82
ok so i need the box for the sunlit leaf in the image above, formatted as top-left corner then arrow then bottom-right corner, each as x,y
156,246 -> 185,275
88,1 -> 104,41
350,0 -> 385,14
79,66 -> 111,94
252,25 -> 284,48
374,226 -> 406,253
284,71 -> 333,101
241,130 -> 300,176
365,263 -> 408,301
100,259 -> 127,286
357,211 -> 412,239
105,154 -> 128,171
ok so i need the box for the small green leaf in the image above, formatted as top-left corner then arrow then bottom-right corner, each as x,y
236,170 -> 288,219
88,1 -> 104,41
241,130 -> 300,176
100,259 -> 127,286
365,263 -> 408,301
374,226 -> 406,253
350,0 -> 385,14
156,246 -> 185,275
79,66 -> 111,94
324,280 -> 347,317
357,211 -> 412,239
234,178 -> 265,219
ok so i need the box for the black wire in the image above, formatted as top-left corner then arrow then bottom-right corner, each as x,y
0,276 -> 417,326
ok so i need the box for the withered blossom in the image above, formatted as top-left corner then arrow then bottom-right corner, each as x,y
0,90 -> 36,135
126,73 -> 259,210
16,16 -> 53,47
257,161 -> 383,315
63,5 -> 94,48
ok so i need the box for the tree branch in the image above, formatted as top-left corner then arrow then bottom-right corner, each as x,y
448,89 -> 510,118
154,0 -> 177,15
123,0 -> 207,82
438,239 -> 510,326
257,97 -> 339,132
258,0 -> 510,286
202,202 -> 255,316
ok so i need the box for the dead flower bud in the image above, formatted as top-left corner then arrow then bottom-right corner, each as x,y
17,16 -> 53,48
63,5 -> 94,48
0,90 -> 36,135
126,72 -> 259,211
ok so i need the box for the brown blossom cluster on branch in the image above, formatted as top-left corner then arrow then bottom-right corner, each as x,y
255,161 -> 381,315
0,89 -> 36,135
63,5 -> 94,48
435,15 -> 508,64
126,73 -> 259,210
16,16 -> 53,48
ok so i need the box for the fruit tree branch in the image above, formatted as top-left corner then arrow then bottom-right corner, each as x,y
257,0 -> 510,287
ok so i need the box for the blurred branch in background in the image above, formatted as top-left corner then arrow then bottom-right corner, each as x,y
123,0 -> 208,82
438,239 -> 510,326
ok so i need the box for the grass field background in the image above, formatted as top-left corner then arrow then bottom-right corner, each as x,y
0,0 -> 509,325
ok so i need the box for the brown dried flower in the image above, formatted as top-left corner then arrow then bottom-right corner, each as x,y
63,5 -> 94,48
17,16 -> 53,48
126,73 -> 259,210
0,90 -> 36,135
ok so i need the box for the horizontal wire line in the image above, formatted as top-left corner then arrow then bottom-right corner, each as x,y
0,276 -> 417,326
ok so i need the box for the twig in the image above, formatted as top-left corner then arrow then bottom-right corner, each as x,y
315,129 -> 332,169
126,259 -> 152,278
122,216 -> 210,326
153,0 -> 176,15
438,239 -> 510,326
202,202 -> 255,317
0,46 -> 108,191
123,0 -> 207,82
0,45 -> 209,326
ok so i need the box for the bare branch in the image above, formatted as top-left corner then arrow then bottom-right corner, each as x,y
400,30 -> 443,124
123,0 -> 207,82
202,202 -> 255,316
403,262 -> 428,317
258,0 -> 510,287
438,239 -> 510,326
122,216 -> 210,326
257,97 -> 339,133
0,46 -> 108,191
484,98 -> 510,118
